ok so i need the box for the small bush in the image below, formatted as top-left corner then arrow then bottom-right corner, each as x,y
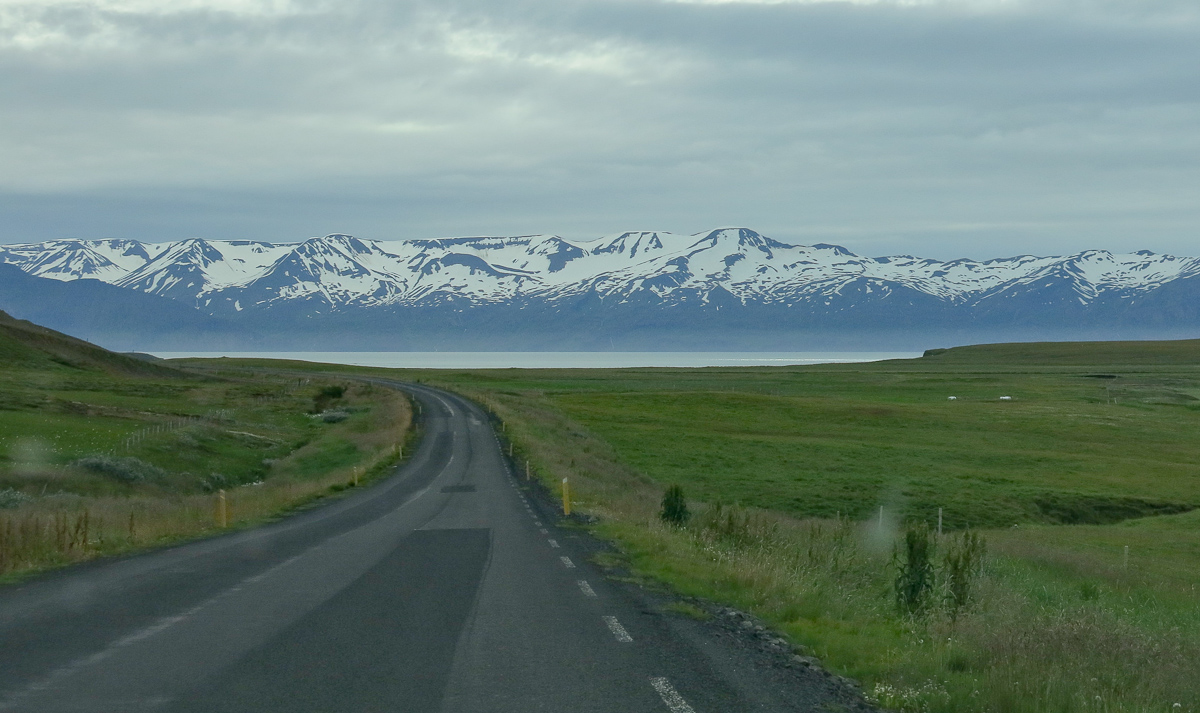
200,472 -> 229,492
660,484 -> 691,526
0,488 -> 33,509
73,456 -> 166,484
895,523 -> 936,616
312,385 -> 347,413
943,529 -> 986,614
694,502 -> 779,547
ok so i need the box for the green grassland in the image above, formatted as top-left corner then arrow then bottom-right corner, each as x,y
407,343 -> 1200,530
392,340 -> 1200,713
0,312 -> 411,577
106,340 -> 1200,712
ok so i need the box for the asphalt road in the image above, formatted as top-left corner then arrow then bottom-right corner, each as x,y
0,383 -> 827,712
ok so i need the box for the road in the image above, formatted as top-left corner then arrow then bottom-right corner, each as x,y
0,382 -> 828,712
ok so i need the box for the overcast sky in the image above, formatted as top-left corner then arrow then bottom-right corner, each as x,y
1,0 -> 1197,259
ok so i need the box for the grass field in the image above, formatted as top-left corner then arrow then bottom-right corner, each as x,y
0,314 -> 412,578
10,329 -> 1196,712
388,340 -> 1200,713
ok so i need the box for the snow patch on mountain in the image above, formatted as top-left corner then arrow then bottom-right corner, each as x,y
2,228 -> 1198,316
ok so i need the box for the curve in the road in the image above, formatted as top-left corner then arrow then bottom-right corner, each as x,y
0,382 -> 818,713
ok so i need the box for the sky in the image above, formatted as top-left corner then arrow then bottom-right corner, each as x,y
0,0 -> 1197,260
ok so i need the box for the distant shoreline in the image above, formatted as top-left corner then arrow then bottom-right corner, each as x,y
151,351 -> 922,369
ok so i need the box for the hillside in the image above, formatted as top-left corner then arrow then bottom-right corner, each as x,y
0,310 -> 184,377
921,338 -> 1200,367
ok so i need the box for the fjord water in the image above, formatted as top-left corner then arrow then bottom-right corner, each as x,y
150,351 -> 920,369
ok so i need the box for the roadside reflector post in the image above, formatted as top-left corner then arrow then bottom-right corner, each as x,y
354,467 -> 360,487
938,508 -> 943,536
1124,545 -> 1129,569
879,506 -> 884,530
526,460 -> 531,481
217,489 -> 228,528
508,442 -> 513,457
562,478 -> 571,516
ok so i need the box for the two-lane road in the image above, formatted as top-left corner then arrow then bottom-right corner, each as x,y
0,383 -> 812,712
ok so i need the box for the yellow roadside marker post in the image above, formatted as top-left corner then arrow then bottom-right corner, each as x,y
562,478 -> 571,516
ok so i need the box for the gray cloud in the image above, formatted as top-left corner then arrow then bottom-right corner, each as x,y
0,0 -> 1197,259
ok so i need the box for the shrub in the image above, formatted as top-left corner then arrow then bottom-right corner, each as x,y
660,484 -> 690,526
694,501 -> 778,547
73,456 -> 166,484
943,529 -> 986,614
200,472 -> 229,492
0,488 -> 33,509
895,523 -> 936,616
312,385 -> 347,413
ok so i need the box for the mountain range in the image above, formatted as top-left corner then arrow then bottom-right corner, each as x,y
1,228 -> 1198,351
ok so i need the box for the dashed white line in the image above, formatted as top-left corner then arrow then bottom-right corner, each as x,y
539,528 -> 548,534
602,615 -> 633,643
559,556 -> 575,569
577,580 -> 597,597
548,539 -> 560,548
650,677 -> 696,713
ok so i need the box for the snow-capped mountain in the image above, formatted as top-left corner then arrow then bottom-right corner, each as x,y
2,228 -> 1198,350
4,228 -> 1198,312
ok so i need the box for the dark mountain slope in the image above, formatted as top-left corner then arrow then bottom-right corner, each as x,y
0,309 -> 185,377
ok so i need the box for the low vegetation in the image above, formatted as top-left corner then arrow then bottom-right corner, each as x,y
397,340 -> 1200,713
13,325 -> 1196,712
0,312 -> 412,578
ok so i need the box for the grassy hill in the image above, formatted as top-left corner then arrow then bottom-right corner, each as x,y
0,310 -> 183,378
919,337 -> 1200,367
0,315 -> 411,580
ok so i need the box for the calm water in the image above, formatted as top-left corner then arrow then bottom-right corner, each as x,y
150,351 -> 921,369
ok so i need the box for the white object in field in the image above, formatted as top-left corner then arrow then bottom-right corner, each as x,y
947,396 -> 957,400
999,396 -> 1013,400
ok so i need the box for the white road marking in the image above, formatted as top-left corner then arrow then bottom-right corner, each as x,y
539,528 -> 548,534
650,677 -> 696,713
560,556 -> 575,568
534,521 -> 542,527
602,616 -> 633,643
577,580 -> 597,597
548,539 -> 559,548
